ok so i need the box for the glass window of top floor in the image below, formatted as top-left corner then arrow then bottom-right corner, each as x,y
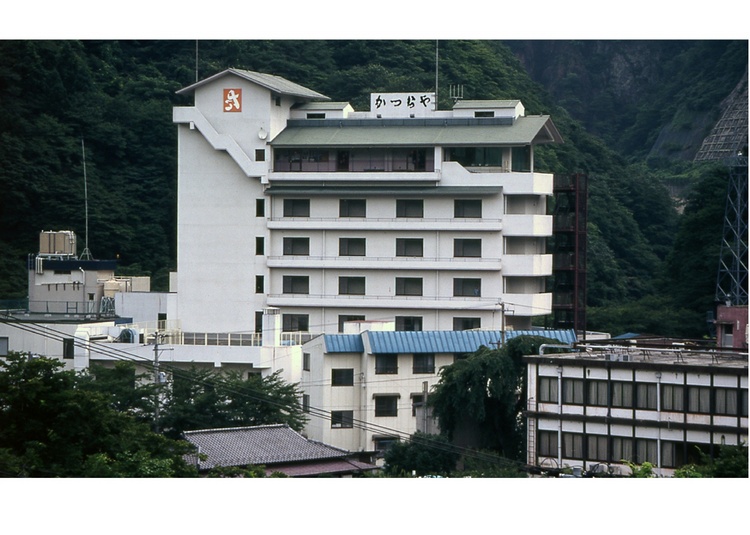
273,145 -> 532,173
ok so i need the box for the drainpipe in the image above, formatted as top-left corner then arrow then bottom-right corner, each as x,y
557,365 -> 563,468
655,371 -> 662,476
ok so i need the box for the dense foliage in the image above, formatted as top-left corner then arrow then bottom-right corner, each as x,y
428,336 -> 562,460
0,40 -> 746,338
0,353 -> 196,477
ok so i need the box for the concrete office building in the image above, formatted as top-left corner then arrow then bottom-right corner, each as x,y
172,69 -> 563,337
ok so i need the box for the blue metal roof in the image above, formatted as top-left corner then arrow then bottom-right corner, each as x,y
323,334 -> 365,353
366,329 -> 577,354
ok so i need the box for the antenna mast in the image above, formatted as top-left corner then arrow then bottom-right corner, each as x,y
80,138 -> 92,260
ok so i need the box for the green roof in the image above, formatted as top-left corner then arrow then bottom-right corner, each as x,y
270,116 -> 562,147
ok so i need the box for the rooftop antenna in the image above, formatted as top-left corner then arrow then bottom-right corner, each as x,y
435,40 -> 439,110
80,137 -> 92,260
450,84 -> 464,104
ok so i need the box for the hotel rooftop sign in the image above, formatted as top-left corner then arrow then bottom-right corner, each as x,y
370,92 -> 436,118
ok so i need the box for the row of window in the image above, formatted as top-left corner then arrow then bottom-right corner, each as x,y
255,198 -> 484,219
538,431 -> 712,468
537,377 -> 749,416
280,314 -> 481,333
256,236 -> 484,258
328,395 -> 426,428
274,275 -> 483,297
329,356 -> 436,384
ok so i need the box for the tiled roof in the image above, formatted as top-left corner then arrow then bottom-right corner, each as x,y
365,329 -> 577,354
183,424 -> 350,470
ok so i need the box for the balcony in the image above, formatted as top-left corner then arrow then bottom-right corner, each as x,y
266,217 -> 502,232
502,293 -> 552,317
502,254 -> 553,276
502,215 -> 552,237
267,255 -> 502,271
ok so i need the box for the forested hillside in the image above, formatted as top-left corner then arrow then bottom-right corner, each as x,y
0,40 -> 746,338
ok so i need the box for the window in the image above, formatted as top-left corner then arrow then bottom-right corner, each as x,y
282,314 -> 309,332
587,435 -> 609,462
338,315 -> 365,333
339,237 -> 366,256
396,199 -> 423,218
611,382 -> 634,408
635,439 -> 658,465
395,316 -> 422,331
474,111 -> 495,118
446,147 -> 502,167
395,277 -> 423,296
306,112 -> 325,119
454,239 -> 482,258
283,237 -> 310,255
255,149 -> 266,162
331,411 -> 353,428
636,383 -> 657,410
375,354 -> 398,375
588,380 -> 608,406
283,199 -> 310,217
256,198 -> 265,217
538,377 -> 558,403
453,317 -> 481,331
562,378 -> 584,405
332,368 -> 354,386
413,353 -> 435,374
255,237 -> 264,255
302,394 -> 310,413
302,352 -> 310,371
453,278 -> 481,297
538,431 -> 557,457
340,199 -> 366,217
374,395 -> 399,417
611,437 -> 634,463
255,275 -> 264,294
688,386 -> 711,413
715,388 -> 739,415
373,436 -> 399,452
662,384 -> 685,412
661,441 -> 685,468
339,276 -> 365,295
454,199 -> 482,218
282,276 -> 309,294
562,432 -> 584,459
62,338 -> 74,359
395,238 -> 423,257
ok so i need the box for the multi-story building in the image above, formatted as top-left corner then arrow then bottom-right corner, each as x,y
302,321 -> 577,453
524,345 -> 748,477
172,69 -> 563,336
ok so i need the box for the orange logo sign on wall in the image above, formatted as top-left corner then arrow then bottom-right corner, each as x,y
223,88 -> 242,112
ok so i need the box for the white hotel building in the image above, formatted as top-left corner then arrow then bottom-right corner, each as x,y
172,69 -> 563,337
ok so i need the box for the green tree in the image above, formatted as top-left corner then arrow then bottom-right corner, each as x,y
383,432 -> 459,477
0,352 -> 196,477
159,367 -> 307,439
673,443 -> 748,478
429,336 -> 561,460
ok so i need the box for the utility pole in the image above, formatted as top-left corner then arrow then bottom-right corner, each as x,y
499,301 -> 506,345
422,380 -> 429,434
152,331 -> 172,433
